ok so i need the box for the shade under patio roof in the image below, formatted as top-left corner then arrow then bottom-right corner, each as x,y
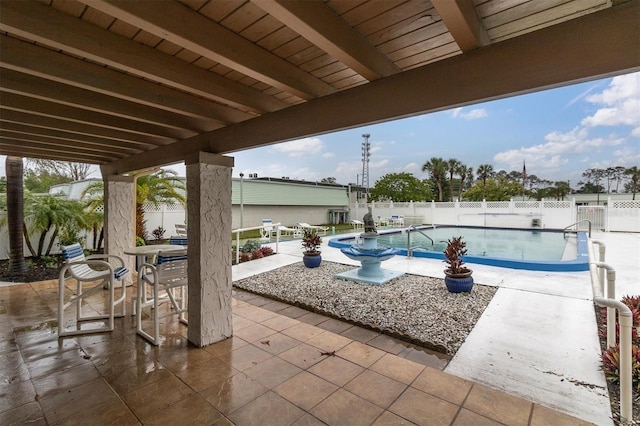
0,0 -> 638,175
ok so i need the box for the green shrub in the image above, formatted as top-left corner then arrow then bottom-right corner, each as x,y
599,295 -> 640,390
135,236 -> 146,247
241,239 -> 261,253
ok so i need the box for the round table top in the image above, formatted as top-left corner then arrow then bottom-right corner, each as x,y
124,245 -> 186,256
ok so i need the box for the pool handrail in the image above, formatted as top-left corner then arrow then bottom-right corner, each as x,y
587,238 -> 632,423
232,222 -> 283,264
406,225 -> 434,258
564,219 -> 591,237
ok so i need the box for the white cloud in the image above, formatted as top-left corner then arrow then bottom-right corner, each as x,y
631,127 -> 640,137
322,152 -> 336,159
493,126 -> 625,171
271,137 -> 323,157
370,159 -> 389,168
451,107 -> 488,120
582,72 -> 640,127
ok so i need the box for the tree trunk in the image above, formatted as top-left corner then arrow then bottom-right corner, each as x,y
45,228 -> 59,256
36,224 -> 52,258
6,156 -> 27,273
97,227 -> 104,251
23,222 -> 36,257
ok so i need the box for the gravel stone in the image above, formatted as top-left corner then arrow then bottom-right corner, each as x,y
234,261 -> 497,355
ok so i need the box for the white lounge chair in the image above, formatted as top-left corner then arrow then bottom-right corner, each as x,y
296,222 -> 329,236
261,219 -> 297,240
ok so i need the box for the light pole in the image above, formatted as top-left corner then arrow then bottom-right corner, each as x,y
361,134 -> 370,200
239,173 -> 244,228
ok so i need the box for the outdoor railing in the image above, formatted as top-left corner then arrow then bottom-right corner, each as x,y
587,239 -> 632,423
231,223 -> 281,265
406,225 -> 434,258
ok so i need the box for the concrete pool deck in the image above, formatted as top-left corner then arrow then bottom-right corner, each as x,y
239,230 -> 640,425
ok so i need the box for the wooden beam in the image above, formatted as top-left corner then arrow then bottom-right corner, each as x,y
0,35 -> 253,124
432,0 -> 490,51
0,122 -> 144,155
254,0 -> 400,80
83,0 -> 336,100
102,1 -> 640,175
0,0 -> 287,113
0,109 -> 164,149
1,92 -> 189,140
0,69 -> 222,133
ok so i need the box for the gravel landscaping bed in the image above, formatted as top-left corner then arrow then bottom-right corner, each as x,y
234,260 -> 497,355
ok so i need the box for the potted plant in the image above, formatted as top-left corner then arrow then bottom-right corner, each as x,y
301,228 -> 322,268
443,236 -> 474,293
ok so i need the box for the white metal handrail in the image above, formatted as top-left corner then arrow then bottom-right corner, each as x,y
587,239 -> 632,422
232,222 -> 282,264
406,225 -> 434,258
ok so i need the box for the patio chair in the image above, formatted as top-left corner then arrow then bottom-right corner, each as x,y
351,219 -> 364,231
391,215 -> 405,227
58,243 -> 129,337
175,223 -> 187,237
136,249 -> 188,345
296,222 -> 329,236
261,219 -> 297,240
169,236 -> 188,246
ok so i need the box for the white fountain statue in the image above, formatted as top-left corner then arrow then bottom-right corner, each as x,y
336,207 -> 404,285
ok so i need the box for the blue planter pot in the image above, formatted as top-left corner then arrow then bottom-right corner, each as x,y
303,254 -> 322,268
444,270 -> 474,293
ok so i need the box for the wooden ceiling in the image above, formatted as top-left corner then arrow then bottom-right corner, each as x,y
0,0 -> 638,175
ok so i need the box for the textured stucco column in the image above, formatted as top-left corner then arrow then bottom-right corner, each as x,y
186,152 -> 234,347
103,174 -> 136,285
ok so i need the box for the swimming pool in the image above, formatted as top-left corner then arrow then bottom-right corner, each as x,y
328,226 -> 589,272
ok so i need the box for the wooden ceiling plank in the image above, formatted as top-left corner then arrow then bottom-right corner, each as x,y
254,0 -> 400,80
102,0 -> 639,175
0,69 -> 223,133
0,92 -> 191,140
0,0 -> 287,113
0,109 -> 165,149
431,0 -> 490,51
0,35 -> 254,124
82,0 -> 335,100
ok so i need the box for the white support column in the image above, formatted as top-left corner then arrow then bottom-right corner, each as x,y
186,152 -> 234,347
104,174 -> 136,285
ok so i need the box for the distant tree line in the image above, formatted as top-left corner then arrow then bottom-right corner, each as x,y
367,159 -> 639,203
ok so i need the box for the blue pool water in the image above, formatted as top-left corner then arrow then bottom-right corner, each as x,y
328,226 -> 589,272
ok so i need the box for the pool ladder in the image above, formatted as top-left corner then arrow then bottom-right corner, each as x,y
563,219 -> 591,238
407,225 -> 434,258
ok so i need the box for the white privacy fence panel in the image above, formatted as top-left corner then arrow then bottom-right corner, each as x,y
0,197 -> 638,260
608,200 -> 640,232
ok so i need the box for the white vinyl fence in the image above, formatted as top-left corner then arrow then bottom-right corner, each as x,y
1,198 -> 638,260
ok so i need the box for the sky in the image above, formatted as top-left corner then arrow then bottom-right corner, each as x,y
2,71 -> 639,190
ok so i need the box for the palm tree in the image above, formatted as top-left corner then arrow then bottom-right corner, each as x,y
82,170 -> 186,240
446,159 -> 461,201
457,165 -> 473,201
81,183 -> 105,250
422,157 -> 447,202
626,166 -> 639,200
5,156 -> 27,273
476,164 -> 495,200
23,194 -> 87,257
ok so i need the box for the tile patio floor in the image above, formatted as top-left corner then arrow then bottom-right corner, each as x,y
1,274 -> 596,425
